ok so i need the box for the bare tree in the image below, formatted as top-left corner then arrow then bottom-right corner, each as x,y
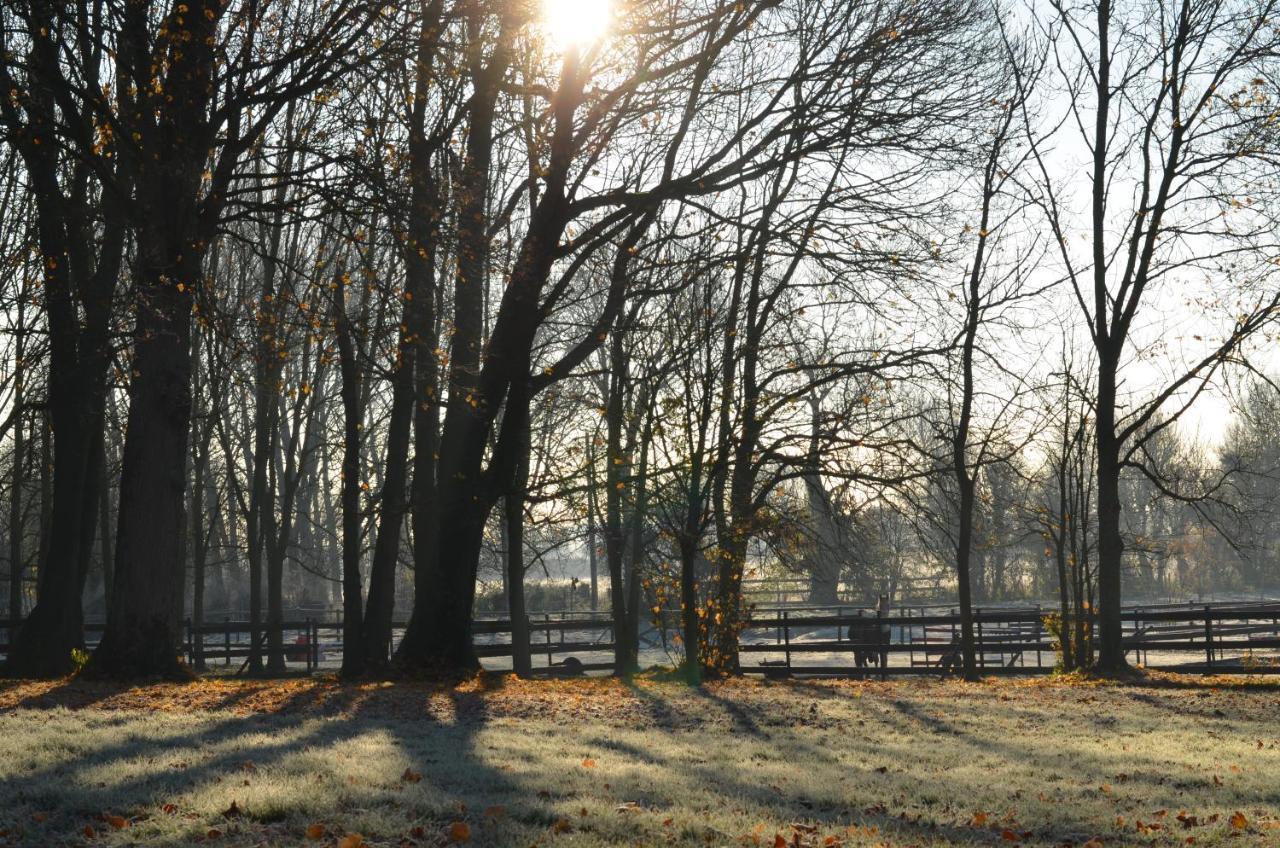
1028,0 -> 1280,672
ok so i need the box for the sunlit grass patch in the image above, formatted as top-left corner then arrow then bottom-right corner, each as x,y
0,676 -> 1278,846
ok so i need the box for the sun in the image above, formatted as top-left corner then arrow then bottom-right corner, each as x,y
542,0 -> 612,51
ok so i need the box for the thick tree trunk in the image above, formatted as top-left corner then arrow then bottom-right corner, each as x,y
89,263 -> 195,679
7,403 -> 98,677
1094,356 -> 1127,673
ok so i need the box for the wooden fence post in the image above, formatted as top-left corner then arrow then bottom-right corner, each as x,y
782,609 -> 791,671
1204,606 -> 1214,670
976,609 -> 985,670
1034,605 -> 1042,669
224,617 -> 231,666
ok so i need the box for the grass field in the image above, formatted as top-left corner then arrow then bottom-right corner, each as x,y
0,673 -> 1278,847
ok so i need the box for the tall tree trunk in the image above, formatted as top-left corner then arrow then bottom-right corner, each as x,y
621,407 -> 653,674
1094,355 -> 1126,672
98,433 -> 114,615
504,389 -> 532,678
191,464 -> 209,671
604,329 -> 632,674
1,7 -> 122,679
1053,419 -> 1074,672
361,336 -> 417,671
953,478 -> 980,680
91,258 -> 197,678
7,387 -> 24,646
586,445 -> 600,613
335,269 -> 366,679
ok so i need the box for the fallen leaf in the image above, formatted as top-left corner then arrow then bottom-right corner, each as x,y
402,768 -> 422,783
105,814 -> 128,830
971,812 -> 989,827
483,805 -> 506,819
206,829 -> 222,839
162,803 -> 178,815
1230,811 -> 1248,830
581,758 -> 596,769
306,823 -> 326,839
337,834 -> 366,848
773,835 -> 787,848
552,818 -> 573,834
1002,829 -> 1018,841
221,801 -> 242,820
83,825 -> 96,838
448,821 -> 471,843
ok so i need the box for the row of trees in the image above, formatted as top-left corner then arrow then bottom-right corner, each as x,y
0,0 -> 1277,681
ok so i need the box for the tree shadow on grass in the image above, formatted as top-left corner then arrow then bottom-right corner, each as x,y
4,676 -> 1280,846
0,678 -> 526,847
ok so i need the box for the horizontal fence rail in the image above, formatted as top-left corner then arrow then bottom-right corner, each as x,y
2,600 -> 1278,677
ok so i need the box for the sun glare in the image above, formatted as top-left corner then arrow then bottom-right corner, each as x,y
542,0 -> 612,51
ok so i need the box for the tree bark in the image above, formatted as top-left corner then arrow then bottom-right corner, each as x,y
334,268 -> 366,679
1094,354 -> 1126,672
504,388 -> 532,678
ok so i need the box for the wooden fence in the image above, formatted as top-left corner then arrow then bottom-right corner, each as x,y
738,601 -> 1280,676
3,601 -> 1279,677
